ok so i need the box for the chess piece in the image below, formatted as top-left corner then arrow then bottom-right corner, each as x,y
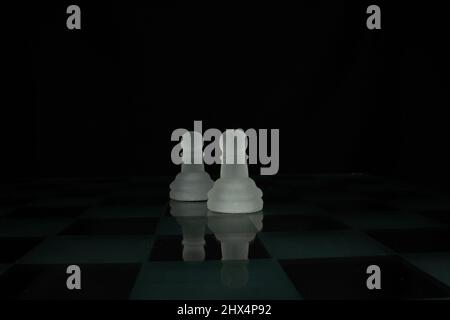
170,200 -> 208,261
207,129 -> 263,213
170,131 -> 214,201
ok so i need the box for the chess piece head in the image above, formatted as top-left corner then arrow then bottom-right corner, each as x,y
207,129 -> 263,213
170,131 -> 214,201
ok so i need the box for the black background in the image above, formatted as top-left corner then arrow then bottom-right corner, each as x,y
3,1 -> 449,187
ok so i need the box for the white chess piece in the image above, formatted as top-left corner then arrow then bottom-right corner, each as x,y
207,129 -> 263,213
170,131 -> 214,201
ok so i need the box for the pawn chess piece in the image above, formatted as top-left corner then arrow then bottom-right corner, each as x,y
170,200 -> 208,261
170,131 -> 214,201
207,129 -> 263,213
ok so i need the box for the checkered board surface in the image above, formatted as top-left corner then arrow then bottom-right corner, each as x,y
1,174 -> 450,300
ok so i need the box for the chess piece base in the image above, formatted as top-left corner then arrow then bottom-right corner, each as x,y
170,171 -> 214,201
207,177 -> 263,213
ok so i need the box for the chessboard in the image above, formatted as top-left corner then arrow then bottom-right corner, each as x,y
1,174 -> 450,300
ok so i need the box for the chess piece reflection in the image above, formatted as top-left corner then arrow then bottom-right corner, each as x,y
170,131 -> 214,201
170,200 -> 208,261
207,211 -> 264,288
207,129 -> 263,213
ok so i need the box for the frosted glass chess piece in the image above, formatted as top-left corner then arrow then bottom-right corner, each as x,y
207,129 -> 263,213
170,131 -> 214,201
207,210 -> 264,288
170,200 -> 208,261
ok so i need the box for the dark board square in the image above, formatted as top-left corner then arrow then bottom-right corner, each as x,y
280,255 -> 450,299
8,206 -> 88,218
420,211 -> 450,226
367,228 -> 450,254
101,194 -> 166,205
0,196 -> 33,207
60,218 -> 158,236
262,215 -> 348,232
317,199 -> 398,213
360,190 -> 403,202
0,237 -> 43,263
150,234 -> 220,261
0,264 -> 140,299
